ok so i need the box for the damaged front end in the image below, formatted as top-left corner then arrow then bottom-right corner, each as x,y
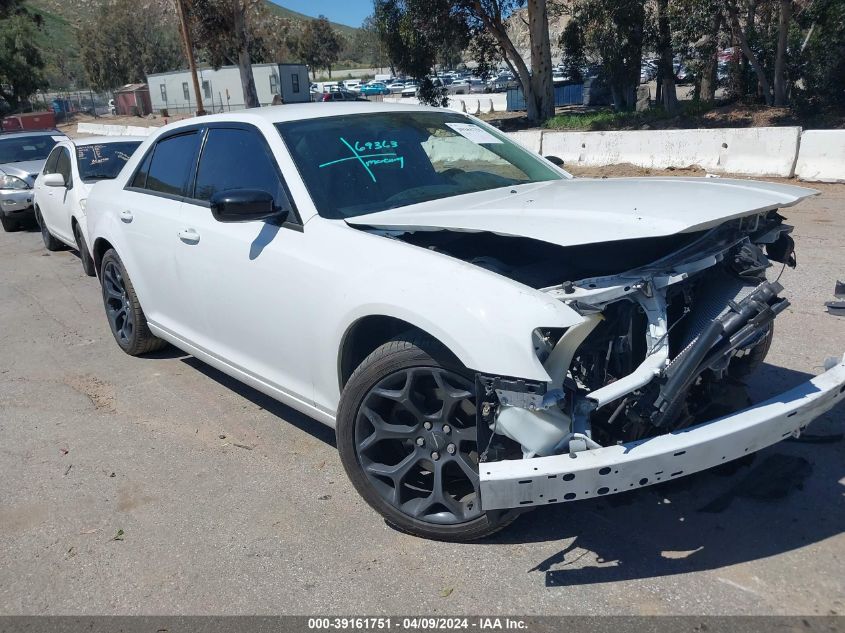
463,211 -> 845,510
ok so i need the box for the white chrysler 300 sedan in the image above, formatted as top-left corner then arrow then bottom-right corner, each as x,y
33,136 -> 143,275
85,103 -> 845,541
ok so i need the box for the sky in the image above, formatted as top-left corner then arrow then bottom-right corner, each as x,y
270,0 -> 372,27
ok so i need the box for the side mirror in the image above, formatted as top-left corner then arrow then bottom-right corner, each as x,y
210,189 -> 289,223
544,155 -> 565,167
43,173 -> 66,187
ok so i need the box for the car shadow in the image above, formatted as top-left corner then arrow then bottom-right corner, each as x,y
179,356 -> 338,448
160,350 -> 842,574
485,363 -> 844,585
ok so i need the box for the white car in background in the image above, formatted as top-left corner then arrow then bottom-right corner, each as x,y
83,103 -> 845,542
33,136 -> 143,275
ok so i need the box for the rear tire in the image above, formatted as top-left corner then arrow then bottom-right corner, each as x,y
73,222 -> 96,277
99,249 -> 167,356
35,207 -> 64,251
0,213 -> 21,232
336,333 -> 519,542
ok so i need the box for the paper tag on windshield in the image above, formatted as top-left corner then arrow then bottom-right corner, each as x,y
445,123 -> 502,145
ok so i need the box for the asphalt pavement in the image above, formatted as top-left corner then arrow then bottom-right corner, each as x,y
1,175 -> 843,615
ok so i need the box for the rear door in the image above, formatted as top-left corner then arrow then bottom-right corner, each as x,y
119,129 -> 202,336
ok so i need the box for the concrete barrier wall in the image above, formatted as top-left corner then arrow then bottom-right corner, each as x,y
795,130 -> 845,183
539,127 -> 801,177
76,120 -> 837,182
506,131 -> 543,154
77,122 -> 157,137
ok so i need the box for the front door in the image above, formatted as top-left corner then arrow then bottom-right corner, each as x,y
174,124 -> 316,405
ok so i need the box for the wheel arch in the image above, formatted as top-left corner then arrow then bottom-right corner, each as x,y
92,237 -> 114,276
338,315 -> 459,392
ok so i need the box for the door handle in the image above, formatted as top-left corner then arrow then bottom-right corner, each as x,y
178,228 -> 200,244
119,210 -> 133,223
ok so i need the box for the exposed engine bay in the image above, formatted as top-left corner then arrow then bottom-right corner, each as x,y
365,209 -> 800,458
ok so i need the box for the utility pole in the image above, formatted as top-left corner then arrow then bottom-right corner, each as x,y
175,0 -> 206,116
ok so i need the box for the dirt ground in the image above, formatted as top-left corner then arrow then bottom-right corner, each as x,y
0,167 -> 843,616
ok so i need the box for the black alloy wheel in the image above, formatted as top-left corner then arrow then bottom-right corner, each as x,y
355,367 -> 482,525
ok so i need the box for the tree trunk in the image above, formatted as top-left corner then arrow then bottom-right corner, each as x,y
233,0 -> 259,109
699,11 -> 721,103
473,6 -> 537,121
726,0 -> 773,105
773,0 -> 790,106
527,0 -> 555,121
175,0 -> 205,115
656,0 -> 678,114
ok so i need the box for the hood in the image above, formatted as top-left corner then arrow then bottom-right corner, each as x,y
346,177 -> 818,247
0,159 -> 48,187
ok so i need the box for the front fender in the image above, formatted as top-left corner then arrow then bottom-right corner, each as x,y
310,221 -> 584,414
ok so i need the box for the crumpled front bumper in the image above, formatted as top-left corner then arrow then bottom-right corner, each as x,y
479,355 -> 845,511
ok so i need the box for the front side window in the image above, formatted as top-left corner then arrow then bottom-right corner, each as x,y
76,142 -> 141,182
193,128 -> 284,203
43,146 -> 62,174
0,135 -> 59,164
55,148 -> 73,187
144,132 -> 200,196
277,112 -> 561,219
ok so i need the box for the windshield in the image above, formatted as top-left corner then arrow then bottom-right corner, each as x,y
76,141 -> 141,181
276,111 -> 562,219
0,135 -> 59,164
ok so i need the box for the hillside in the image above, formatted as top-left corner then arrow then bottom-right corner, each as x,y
23,0 -> 360,89
26,0 -> 358,37
263,2 -> 360,40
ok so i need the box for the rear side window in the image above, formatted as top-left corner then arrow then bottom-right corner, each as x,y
144,132 -> 200,196
193,128 -> 284,203
130,151 -> 153,189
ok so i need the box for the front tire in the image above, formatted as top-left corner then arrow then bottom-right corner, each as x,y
35,207 -> 65,251
336,334 -> 519,542
99,249 -> 167,356
73,222 -> 96,277
0,213 -> 21,232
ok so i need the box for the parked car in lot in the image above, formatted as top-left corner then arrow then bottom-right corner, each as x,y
360,82 -> 391,96
33,136 -> 143,275
0,130 -> 68,231
400,82 -> 419,98
84,103 -> 845,541
449,78 -> 486,95
387,81 -> 406,94
322,90 -> 367,102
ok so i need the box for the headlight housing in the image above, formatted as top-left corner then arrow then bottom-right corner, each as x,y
0,174 -> 30,190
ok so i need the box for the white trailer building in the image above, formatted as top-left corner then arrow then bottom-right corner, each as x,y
147,63 -> 310,114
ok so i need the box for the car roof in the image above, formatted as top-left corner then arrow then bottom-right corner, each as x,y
70,135 -> 146,146
158,102 -> 453,134
0,130 -> 63,139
